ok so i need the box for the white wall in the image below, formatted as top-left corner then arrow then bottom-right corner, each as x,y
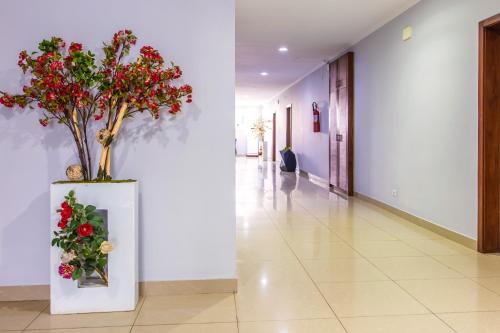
353,0 -> 500,239
267,66 -> 330,180
0,0 -> 235,286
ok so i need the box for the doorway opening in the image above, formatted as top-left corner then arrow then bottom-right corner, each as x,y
478,13 -> 500,253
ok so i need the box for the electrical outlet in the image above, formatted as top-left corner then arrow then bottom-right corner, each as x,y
392,189 -> 398,197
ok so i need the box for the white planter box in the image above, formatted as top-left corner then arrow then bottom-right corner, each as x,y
50,181 -> 139,314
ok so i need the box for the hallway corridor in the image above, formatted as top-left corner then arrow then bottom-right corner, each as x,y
235,157 -> 500,332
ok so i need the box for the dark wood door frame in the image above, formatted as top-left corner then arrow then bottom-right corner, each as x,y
272,113 -> 276,162
286,105 -> 292,148
478,13 -> 500,253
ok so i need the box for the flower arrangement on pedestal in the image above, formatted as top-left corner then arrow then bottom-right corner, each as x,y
0,29 -> 192,180
251,118 -> 270,156
251,118 -> 268,141
52,190 -> 112,283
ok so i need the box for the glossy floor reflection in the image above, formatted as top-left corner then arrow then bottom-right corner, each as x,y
3,157 -> 500,332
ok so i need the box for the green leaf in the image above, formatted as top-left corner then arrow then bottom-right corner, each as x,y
97,258 -> 107,270
72,268 -> 82,280
85,205 -> 96,213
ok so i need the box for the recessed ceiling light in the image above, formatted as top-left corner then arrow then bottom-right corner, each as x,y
260,72 -> 269,76
278,46 -> 288,52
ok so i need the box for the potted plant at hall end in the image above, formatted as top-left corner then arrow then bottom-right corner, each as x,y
251,118 -> 270,160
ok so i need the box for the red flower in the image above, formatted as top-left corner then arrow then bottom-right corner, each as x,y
173,66 -> 182,79
77,223 -> 93,237
60,209 -> 72,220
180,85 -> 192,94
58,263 -> 75,279
39,118 -> 49,127
60,202 -> 72,220
169,103 -> 181,114
94,113 -> 104,121
0,95 -> 16,108
50,61 -> 63,71
140,46 -> 163,62
58,218 -> 68,229
69,43 -> 82,53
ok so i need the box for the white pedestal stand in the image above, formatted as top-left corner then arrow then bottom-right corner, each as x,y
50,181 -> 139,314
262,141 -> 269,161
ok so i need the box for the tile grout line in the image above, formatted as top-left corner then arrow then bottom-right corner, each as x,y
129,296 -> 146,332
22,302 -> 50,332
131,321 -> 240,327
25,324 -> 133,331
233,292 -> 240,333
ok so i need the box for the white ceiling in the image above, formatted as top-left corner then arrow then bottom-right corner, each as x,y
236,0 -> 420,106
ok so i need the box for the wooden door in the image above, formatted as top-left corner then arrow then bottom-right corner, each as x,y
286,106 -> 292,148
329,52 -> 354,196
478,14 -> 500,253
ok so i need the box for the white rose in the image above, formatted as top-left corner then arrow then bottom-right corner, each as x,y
100,241 -> 114,254
61,251 -> 76,264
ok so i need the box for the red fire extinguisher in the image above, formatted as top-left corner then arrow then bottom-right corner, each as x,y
312,102 -> 320,132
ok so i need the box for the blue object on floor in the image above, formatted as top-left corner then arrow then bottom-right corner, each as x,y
280,148 -> 296,172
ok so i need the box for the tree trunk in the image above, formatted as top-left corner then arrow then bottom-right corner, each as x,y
97,102 -> 128,180
73,108 -> 93,180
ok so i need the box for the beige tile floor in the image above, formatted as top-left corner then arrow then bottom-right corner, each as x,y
3,158 -> 500,332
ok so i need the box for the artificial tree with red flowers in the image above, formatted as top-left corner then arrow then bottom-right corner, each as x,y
0,29 -> 192,181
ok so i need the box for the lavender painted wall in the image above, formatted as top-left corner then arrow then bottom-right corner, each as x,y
0,0 -> 235,286
352,0 -> 500,239
266,65 -> 330,180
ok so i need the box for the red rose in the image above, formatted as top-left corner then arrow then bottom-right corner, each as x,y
77,223 -> 93,237
60,204 -> 72,219
69,43 -> 82,53
58,218 -> 68,229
